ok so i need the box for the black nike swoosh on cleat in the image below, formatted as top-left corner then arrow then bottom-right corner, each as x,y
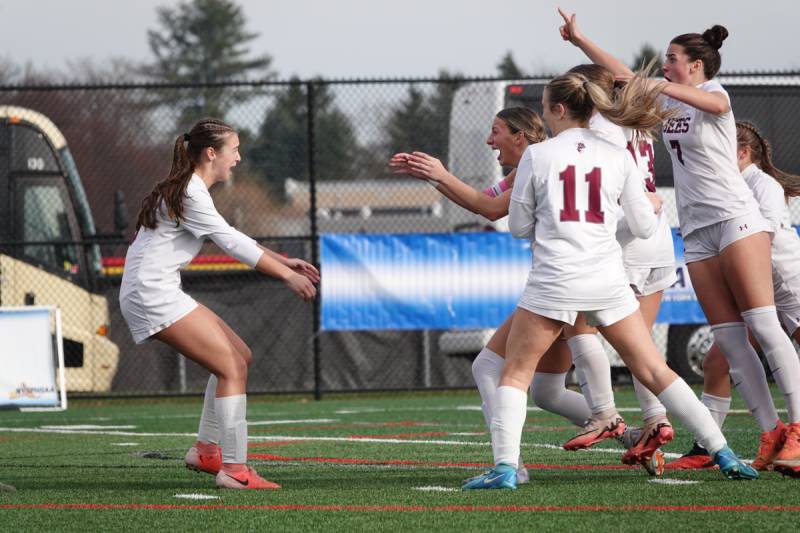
223,472 -> 249,486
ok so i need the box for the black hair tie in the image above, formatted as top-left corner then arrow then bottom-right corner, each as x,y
183,133 -> 190,142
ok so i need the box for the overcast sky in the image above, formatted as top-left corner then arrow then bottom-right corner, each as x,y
1,0 -> 797,79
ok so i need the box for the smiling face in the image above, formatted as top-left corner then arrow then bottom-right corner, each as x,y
485,117 -> 524,167
209,133 -> 241,183
662,43 -> 702,84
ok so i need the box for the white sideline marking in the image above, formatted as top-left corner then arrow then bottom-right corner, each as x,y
174,493 -> 221,500
648,478 -> 701,485
248,418 -> 337,426
111,442 -> 140,446
0,426 -> 682,459
450,432 -> 484,436
40,425 -> 137,430
413,486 -> 459,492
339,405 -> 784,415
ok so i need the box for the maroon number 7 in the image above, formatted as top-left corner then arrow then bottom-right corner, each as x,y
669,140 -> 685,165
559,165 -> 604,223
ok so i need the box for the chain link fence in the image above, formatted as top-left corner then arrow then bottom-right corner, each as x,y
1,74 -> 799,396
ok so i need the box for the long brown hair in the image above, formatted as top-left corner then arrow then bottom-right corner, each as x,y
671,25 -> 728,80
496,107 -> 547,145
136,118 -> 236,230
545,61 -> 671,134
736,121 -> 800,197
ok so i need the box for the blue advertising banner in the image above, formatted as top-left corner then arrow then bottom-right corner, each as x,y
321,231 -> 707,331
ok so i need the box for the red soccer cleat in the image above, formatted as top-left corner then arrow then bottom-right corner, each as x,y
184,444 -> 223,475
621,420 -> 674,467
751,420 -> 786,471
216,467 -> 281,490
563,412 -> 626,451
664,442 -> 716,470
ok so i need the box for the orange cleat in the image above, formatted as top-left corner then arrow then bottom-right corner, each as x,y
773,422 -> 800,478
621,421 -> 674,467
751,420 -> 786,471
563,412 -> 626,451
216,467 -> 281,489
184,444 -> 223,475
664,442 -> 716,470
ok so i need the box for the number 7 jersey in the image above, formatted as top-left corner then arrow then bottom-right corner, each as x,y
510,128 -> 657,311
661,80 -> 759,236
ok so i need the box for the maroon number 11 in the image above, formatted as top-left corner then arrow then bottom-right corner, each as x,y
559,165 -> 605,223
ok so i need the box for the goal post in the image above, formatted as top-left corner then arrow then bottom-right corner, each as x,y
0,306 -> 67,411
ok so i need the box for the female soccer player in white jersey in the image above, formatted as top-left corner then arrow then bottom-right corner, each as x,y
557,7 -> 800,473
563,65 -> 676,469
119,118 -> 319,490
670,122 -> 800,476
462,71 -> 756,489
394,93 -> 669,474
391,108 -> 597,483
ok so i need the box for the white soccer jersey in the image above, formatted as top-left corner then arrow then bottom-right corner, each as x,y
119,174 -> 263,342
509,128 -> 657,311
589,114 -> 675,268
741,164 -> 800,304
661,80 -> 760,236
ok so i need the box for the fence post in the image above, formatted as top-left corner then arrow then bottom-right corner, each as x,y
307,81 -> 322,401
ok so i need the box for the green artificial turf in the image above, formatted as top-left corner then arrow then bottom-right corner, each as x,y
0,387 -> 798,532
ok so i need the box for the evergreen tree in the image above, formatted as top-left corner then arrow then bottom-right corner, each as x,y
386,70 -> 465,161
246,79 -> 358,195
496,51 -> 526,78
631,44 -> 662,76
143,0 -> 274,125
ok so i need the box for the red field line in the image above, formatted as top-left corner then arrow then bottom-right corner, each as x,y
2,503 -> 800,512
348,432 -> 449,439
247,453 -> 636,470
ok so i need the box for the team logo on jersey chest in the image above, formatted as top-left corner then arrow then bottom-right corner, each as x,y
663,116 -> 691,134
576,142 -> 586,153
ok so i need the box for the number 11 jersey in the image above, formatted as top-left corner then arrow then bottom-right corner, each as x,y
510,127 -> 657,311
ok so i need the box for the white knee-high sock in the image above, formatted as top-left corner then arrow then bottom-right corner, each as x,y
472,348 -> 505,430
215,394 -> 247,464
742,306 -> 800,423
197,375 -> 219,444
712,322 -> 779,431
657,379 -> 726,455
531,372 -> 591,426
568,334 -> 615,414
491,386 -> 528,468
632,375 -> 667,423
701,392 -> 732,429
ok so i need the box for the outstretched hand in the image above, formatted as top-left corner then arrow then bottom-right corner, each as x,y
557,7 -> 583,46
285,258 -> 320,284
389,151 -> 448,182
285,272 -> 317,301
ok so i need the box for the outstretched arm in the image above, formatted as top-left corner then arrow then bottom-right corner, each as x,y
390,152 -> 511,221
659,83 -> 730,114
558,7 -> 634,78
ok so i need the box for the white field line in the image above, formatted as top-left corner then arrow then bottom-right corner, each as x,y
413,486 -> 459,492
40,425 -> 137,430
0,425 -> 687,459
648,478 -> 701,485
338,405 -> 777,415
173,493 -> 221,500
247,419 -> 338,426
